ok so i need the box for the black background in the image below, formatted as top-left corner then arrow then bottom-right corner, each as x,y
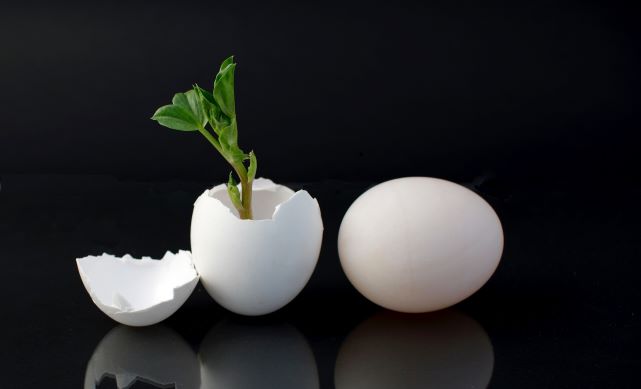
1,0 -> 639,183
1,1 -> 641,388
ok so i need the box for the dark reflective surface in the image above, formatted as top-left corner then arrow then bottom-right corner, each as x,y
335,311 -> 493,389
200,320 -> 318,389
86,326 -> 199,389
84,310 -> 489,389
0,175 -> 639,388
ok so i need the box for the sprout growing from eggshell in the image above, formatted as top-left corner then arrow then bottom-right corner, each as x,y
151,56 -> 257,219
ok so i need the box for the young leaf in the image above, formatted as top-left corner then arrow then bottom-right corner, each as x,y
229,148 -> 247,166
227,172 -> 243,211
248,151 -> 257,181
219,55 -> 234,72
172,91 -> 205,127
194,84 -> 215,104
214,63 -> 236,118
219,122 -> 238,148
151,105 -> 200,131
222,143 -> 246,166
195,85 -> 227,135
186,90 -> 206,126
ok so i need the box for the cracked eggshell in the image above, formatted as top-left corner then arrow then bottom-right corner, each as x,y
76,250 -> 199,326
338,177 -> 503,313
191,178 -> 323,316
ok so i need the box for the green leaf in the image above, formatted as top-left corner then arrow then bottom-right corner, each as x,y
247,151 -> 257,181
194,84 -> 214,104
219,121 -> 238,148
186,90 -> 206,126
151,105 -> 200,131
219,55 -> 234,72
194,84 -> 230,133
223,145 -> 246,166
194,85 -> 217,115
214,63 -> 236,117
227,172 -> 243,211
230,148 -> 247,165
172,91 -> 205,127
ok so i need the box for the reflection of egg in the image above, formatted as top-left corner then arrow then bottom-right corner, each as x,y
338,177 -> 503,313
334,310 -> 494,389
191,178 -> 324,316
84,325 -> 200,389
76,251 -> 199,326
199,320 -> 319,389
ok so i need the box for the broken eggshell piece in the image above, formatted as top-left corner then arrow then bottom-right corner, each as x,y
191,178 -> 323,316
76,250 -> 198,326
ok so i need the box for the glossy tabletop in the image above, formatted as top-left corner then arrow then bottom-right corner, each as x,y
0,175 -> 639,388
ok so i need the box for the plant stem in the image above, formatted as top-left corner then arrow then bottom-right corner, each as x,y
197,127 -> 223,155
230,163 -> 253,219
240,179 -> 253,219
199,125 -> 253,219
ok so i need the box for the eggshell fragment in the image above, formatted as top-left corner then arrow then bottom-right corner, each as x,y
191,178 -> 323,316
338,177 -> 503,313
76,250 -> 198,326
84,325 -> 200,389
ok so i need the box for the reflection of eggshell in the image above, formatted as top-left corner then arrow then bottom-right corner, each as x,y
199,320 -> 319,389
335,310 -> 494,389
191,178 -> 323,316
76,250 -> 198,326
84,325 -> 200,389
338,177 -> 503,313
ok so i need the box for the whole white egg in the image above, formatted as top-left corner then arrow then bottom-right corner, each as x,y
338,177 -> 503,313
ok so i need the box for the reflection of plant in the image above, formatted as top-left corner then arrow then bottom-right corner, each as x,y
152,56 -> 257,219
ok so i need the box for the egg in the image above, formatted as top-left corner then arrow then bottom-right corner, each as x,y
191,178 -> 323,316
76,250 -> 199,326
338,177 -> 503,313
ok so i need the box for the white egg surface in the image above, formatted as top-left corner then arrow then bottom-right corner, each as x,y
338,177 -> 503,313
191,178 -> 323,316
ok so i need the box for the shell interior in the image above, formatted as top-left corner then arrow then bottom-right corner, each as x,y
207,178 -> 297,220
76,250 -> 197,313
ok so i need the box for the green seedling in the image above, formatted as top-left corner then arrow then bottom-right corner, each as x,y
151,56 -> 257,219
